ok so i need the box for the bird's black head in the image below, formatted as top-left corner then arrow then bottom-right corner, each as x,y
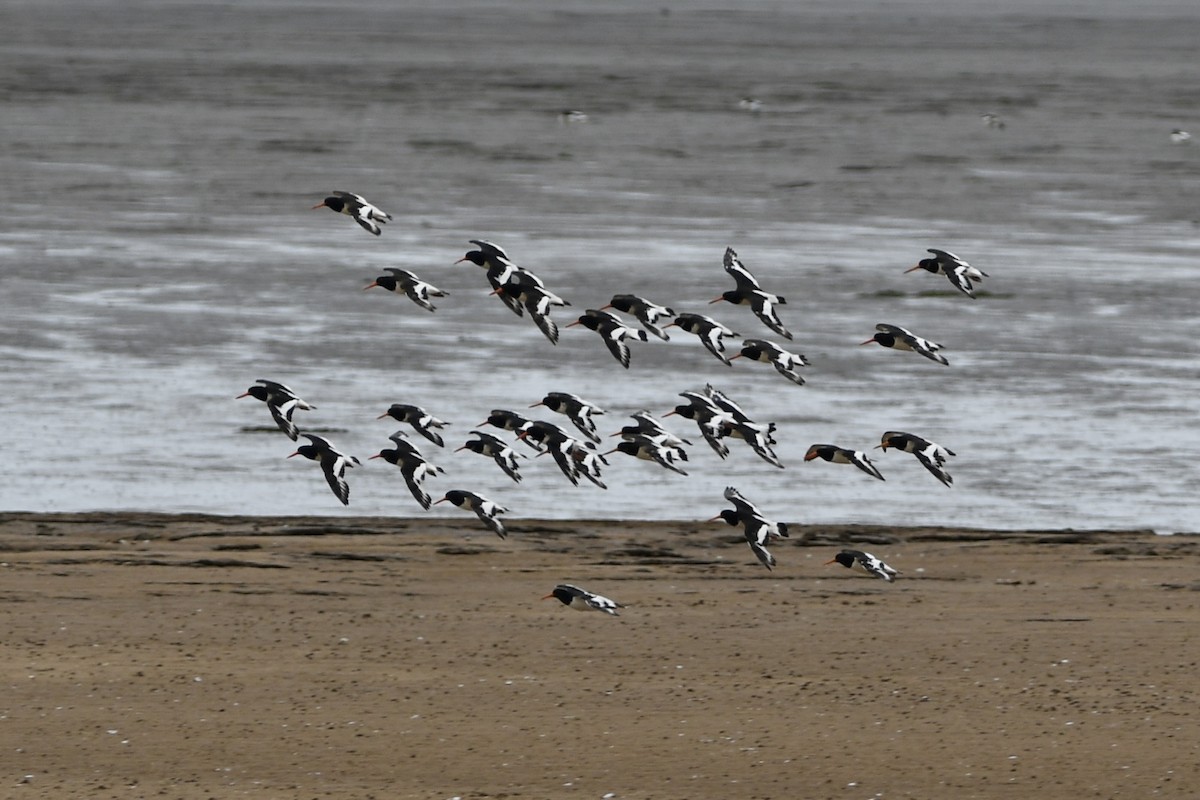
669,403 -> 697,420
572,314 -> 601,331
539,395 -> 565,412
739,343 -> 765,360
457,250 -> 487,267
829,551 -> 856,569
548,586 -> 573,605
371,448 -> 401,465
710,508 -> 740,527
237,385 -> 269,402
607,295 -> 635,313
872,332 -> 896,347
289,445 -> 318,461
370,275 -> 398,291
318,195 -> 345,212
442,490 -> 467,506
914,258 -> 939,273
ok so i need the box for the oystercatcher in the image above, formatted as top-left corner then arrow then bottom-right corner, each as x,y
861,323 -> 949,365
542,584 -> 623,615
312,191 -> 391,236
530,391 -> 606,443
433,489 -> 509,538
905,249 -> 989,299
236,379 -> 315,441
600,294 -> 677,340
712,247 -> 792,339
287,434 -> 360,506
825,549 -> 898,582
708,486 -> 788,570
369,430 -> 445,509
877,431 -> 955,487
666,313 -> 739,366
377,403 -> 450,447
804,444 -> 885,481
730,338 -> 809,385
455,431 -> 525,483
364,268 -> 448,312
567,309 -> 649,368
603,434 -> 689,476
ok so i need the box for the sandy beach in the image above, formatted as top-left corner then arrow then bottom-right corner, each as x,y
2,512 -> 1196,799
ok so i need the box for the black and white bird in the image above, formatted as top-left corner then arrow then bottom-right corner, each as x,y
729,338 -> 810,385
665,389 -> 734,458
541,584 -> 623,615
567,309 -> 649,368
703,384 -> 782,468
710,246 -> 793,339
311,191 -> 392,236
530,392 -> 606,443
600,294 -> 677,340
479,409 -> 543,453
433,489 -> 509,538
861,323 -> 949,365
519,420 -> 606,488
377,403 -> 450,447
825,549 -> 898,582
603,434 -> 689,476
369,430 -> 445,509
804,444 -> 885,481
236,379 -> 315,441
455,431 -> 525,483
905,248 -> 989,299
287,433 -> 360,506
877,431 -> 956,487
495,278 -> 568,345
363,268 -> 448,312
708,486 -> 789,570
456,240 -> 526,316
666,313 -> 740,366
613,410 -> 693,449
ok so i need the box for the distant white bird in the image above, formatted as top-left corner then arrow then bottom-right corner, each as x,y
980,112 -> 1006,130
1169,129 -> 1191,145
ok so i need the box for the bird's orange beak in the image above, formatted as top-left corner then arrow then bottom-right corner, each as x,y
859,339 -> 878,346
903,265 -> 922,273
235,391 -> 251,399
708,296 -> 725,304
803,451 -> 818,461
363,281 -> 380,291
728,353 -> 743,361
286,451 -> 301,458
540,594 -> 555,601
453,445 -> 468,453
367,453 -> 383,460
528,401 -> 545,408
376,412 -> 391,420
705,514 -> 724,523
823,558 -> 838,566
432,497 -> 448,506
311,202 -> 328,210
598,303 -> 613,311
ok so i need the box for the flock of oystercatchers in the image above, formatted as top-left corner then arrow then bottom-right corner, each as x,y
237,190 -> 993,610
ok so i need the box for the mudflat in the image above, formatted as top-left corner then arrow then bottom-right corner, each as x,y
1,513 -> 1196,799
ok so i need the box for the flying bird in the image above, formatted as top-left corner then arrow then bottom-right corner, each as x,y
711,246 -> 793,339
667,313 -> 740,366
369,430 -> 446,509
377,403 -> 450,447
826,549 -> 899,582
603,434 -> 689,476
311,191 -> 391,236
709,486 -> 789,570
287,434 -> 360,506
730,339 -> 810,385
433,489 -> 509,538
861,323 -> 949,365
877,431 -> 956,487
567,309 -> 649,368
530,392 -> 606,443
542,584 -> 623,615
600,294 -> 677,340
804,444 -> 885,481
236,379 -> 315,441
455,431 -> 525,483
905,249 -> 989,299
363,268 -> 448,312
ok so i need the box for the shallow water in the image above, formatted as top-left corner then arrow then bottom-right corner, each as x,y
2,1 -> 1198,532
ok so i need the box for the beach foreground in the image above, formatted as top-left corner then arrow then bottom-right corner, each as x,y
1,513 -> 1196,798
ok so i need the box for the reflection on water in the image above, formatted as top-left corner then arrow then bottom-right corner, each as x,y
2,1 -> 1198,533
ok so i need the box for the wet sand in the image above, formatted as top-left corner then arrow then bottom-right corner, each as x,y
2,512 -> 1197,799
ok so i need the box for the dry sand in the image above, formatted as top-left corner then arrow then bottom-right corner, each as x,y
2,512 -> 1197,799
